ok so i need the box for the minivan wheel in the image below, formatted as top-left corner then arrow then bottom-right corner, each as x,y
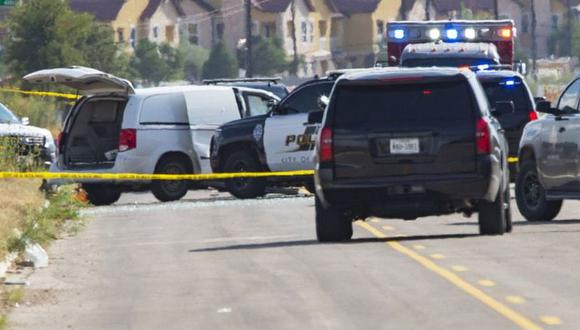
151,157 -> 190,202
315,196 -> 353,242
223,151 -> 266,199
478,182 -> 506,235
82,184 -> 121,206
516,161 -> 562,221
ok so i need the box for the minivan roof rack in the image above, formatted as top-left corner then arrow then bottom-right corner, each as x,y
203,77 -> 282,84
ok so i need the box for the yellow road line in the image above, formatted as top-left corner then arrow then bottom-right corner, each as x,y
0,170 -> 315,181
356,221 -> 543,330
539,316 -> 562,325
452,265 -> 469,272
506,296 -> 526,305
478,279 -> 497,287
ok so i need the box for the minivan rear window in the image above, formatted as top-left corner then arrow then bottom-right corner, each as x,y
480,78 -> 532,112
333,81 -> 474,127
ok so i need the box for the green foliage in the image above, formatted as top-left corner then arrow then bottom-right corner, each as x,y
0,93 -> 65,133
0,136 -> 45,172
178,42 -> 209,82
239,37 -> 289,76
4,0 -> 128,81
202,42 -> 238,79
8,185 -> 85,253
130,39 -> 184,86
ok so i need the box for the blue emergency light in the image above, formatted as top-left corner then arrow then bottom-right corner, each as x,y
446,29 -> 459,40
394,29 -> 405,40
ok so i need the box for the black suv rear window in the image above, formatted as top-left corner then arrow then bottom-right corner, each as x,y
333,81 -> 474,127
480,78 -> 532,112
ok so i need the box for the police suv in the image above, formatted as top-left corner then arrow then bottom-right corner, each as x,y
210,71 -> 374,199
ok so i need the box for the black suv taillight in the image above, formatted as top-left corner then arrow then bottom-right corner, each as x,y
476,118 -> 491,155
319,127 -> 333,162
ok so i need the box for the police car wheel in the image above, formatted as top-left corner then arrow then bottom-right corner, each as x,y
151,156 -> 190,202
83,184 -> 121,206
315,195 -> 353,242
224,151 -> 266,199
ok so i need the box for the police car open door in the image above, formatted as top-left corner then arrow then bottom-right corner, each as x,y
263,112 -> 319,172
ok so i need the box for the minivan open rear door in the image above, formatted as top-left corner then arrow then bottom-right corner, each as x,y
23,66 -> 134,95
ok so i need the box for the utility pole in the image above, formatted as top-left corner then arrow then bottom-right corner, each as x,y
425,0 -> 431,20
566,0 -> 573,56
245,0 -> 253,78
493,0 -> 499,19
531,0 -> 537,79
290,0 -> 298,75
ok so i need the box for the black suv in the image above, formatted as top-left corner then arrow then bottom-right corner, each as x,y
314,68 -> 512,242
476,70 -> 538,180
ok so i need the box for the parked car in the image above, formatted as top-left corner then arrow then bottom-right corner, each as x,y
314,68 -> 512,242
515,76 -> 580,221
476,70 -> 538,181
203,78 -> 290,99
0,102 -> 55,167
210,69 -> 382,199
24,66 -> 279,205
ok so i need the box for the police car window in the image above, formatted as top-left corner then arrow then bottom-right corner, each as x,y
334,81 -> 473,127
245,94 -> 270,116
557,79 -> 580,113
280,82 -> 333,114
481,79 -> 532,113
140,94 -> 188,125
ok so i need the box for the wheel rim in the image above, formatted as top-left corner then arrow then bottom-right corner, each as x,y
161,164 -> 186,193
522,171 -> 542,210
232,161 -> 250,190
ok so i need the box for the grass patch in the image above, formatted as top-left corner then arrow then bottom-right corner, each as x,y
0,314 -> 6,330
6,288 -> 23,306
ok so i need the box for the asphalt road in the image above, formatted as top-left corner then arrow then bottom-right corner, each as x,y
8,189 -> 580,330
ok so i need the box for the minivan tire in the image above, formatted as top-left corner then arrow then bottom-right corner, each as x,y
478,182 -> 507,235
223,151 -> 266,199
516,161 -> 562,221
315,196 -> 353,242
83,184 -> 121,206
151,156 -> 191,202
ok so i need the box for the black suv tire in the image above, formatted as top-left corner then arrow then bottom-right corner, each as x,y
516,161 -> 562,221
83,184 -> 121,206
478,182 -> 507,235
151,156 -> 190,202
315,196 -> 353,242
224,151 -> 266,199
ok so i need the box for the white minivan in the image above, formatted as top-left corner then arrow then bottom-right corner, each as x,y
24,67 -> 279,205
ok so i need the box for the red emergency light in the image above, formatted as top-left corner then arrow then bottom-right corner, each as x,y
386,20 -> 515,66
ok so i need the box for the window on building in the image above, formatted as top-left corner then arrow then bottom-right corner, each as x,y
216,23 -> 225,40
188,23 -> 198,45
301,21 -> 308,42
309,21 -> 314,42
319,20 -> 328,37
166,25 -> 175,43
376,20 -> 385,35
153,26 -> 159,39
287,21 -> 293,38
264,22 -> 276,38
521,14 -> 529,34
130,27 -> 136,48
552,14 -> 560,30
117,28 -> 125,43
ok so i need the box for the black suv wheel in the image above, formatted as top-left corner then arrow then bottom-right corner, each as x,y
151,156 -> 191,202
83,184 -> 121,206
315,196 -> 353,242
224,151 -> 266,199
516,161 -> 562,221
478,181 -> 507,235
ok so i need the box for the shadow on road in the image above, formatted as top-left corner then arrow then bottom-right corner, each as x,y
449,219 -> 580,226
189,233 -> 479,253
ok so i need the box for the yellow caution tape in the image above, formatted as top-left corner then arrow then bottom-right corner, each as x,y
508,157 -> 519,164
0,170 -> 315,181
0,87 -> 79,100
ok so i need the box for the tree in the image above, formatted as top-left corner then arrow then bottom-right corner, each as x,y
178,42 -> 209,82
202,42 -> 238,79
129,40 -> 183,86
4,0 -> 128,80
238,37 -> 289,76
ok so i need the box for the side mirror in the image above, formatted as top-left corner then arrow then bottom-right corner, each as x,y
266,98 -> 277,110
536,100 -> 558,115
534,96 -> 547,104
492,101 -> 515,117
307,110 -> 324,124
317,95 -> 329,111
20,117 -> 29,125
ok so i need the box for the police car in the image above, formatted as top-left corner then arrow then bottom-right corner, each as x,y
210,69 -> 381,198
